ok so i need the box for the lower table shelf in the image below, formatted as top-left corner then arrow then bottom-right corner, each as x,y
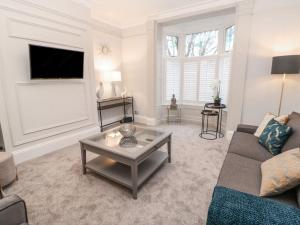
85,150 -> 168,189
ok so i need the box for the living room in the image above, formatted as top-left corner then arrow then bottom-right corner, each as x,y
0,0 -> 300,224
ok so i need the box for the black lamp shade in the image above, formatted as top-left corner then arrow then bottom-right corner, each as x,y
271,55 -> 300,74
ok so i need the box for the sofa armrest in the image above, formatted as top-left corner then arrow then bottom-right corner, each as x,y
0,194 -> 28,225
236,124 -> 258,134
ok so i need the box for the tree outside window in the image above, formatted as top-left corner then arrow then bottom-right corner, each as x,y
225,26 -> 235,52
185,30 -> 218,57
166,35 -> 179,57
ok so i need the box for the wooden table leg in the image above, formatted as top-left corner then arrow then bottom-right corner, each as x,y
80,143 -> 87,175
168,136 -> 172,163
131,163 -> 138,199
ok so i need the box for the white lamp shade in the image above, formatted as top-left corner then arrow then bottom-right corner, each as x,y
102,71 -> 122,82
111,71 -> 122,82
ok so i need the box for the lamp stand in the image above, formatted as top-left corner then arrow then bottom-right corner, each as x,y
278,73 -> 286,116
111,82 -> 117,97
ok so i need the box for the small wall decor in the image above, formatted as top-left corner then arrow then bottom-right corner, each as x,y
98,44 -> 111,56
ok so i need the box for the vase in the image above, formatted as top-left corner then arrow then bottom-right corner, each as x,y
214,99 -> 221,106
96,82 -> 104,99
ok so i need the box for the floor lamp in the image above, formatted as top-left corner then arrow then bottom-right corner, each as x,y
271,55 -> 300,116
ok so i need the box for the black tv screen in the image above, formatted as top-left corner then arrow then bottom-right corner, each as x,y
29,45 -> 84,79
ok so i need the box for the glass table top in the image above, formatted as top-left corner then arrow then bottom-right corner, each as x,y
84,126 -> 169,159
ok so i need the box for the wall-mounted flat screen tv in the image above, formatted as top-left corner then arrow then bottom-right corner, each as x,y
29,45 -> 84,79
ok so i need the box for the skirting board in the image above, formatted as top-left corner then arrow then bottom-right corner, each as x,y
12,125 -> 100,164
100,115 -> 158,127
134,115 -> 158,126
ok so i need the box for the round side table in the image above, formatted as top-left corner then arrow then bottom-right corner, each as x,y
204,103 -> 226,138
200,110 -> 220,140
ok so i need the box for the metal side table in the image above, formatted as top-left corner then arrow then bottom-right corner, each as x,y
203,103 -> 226,138
200,110 -> 219,140
167,106 -> 181,123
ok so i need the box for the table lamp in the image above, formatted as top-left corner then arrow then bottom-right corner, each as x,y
271,55 -> 300,115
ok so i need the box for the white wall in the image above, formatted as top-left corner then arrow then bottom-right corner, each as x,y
92,30 -> 125,124
162,11 -> 235,33
241,0 -> 300,125
121,0 -> 300,131
0,0 -> 122,163
118,0 -> 300,132
121,25 -> 158,125
2,0 -> 299,163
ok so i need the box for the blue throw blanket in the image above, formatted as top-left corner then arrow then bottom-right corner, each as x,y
207,186 -> 300,225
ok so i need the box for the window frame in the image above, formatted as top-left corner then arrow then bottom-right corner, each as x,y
162,23 -> 235,106
162,32 -> 182,104
224,25 -> 235,53
164,33 -> 180,58
165,35 -> 179,57
185,29 -> 219,57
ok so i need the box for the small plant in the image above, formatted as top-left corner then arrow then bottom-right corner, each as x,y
211,79 -> 222,106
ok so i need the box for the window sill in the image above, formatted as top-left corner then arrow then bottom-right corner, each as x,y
161,103 -> 228,111
161,103 -> 205,108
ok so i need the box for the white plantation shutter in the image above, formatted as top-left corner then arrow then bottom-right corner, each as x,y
165,60 -> 181,101
219,55 -> 232,104
163,28 -> 234,105
183,62 -> 198,101
199,59 -> 217,102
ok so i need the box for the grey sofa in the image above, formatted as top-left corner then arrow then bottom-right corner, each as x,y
216,111 -> 300,208
0,193 -> 28,225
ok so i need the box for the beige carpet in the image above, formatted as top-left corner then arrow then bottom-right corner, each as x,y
5,123 -> 228,225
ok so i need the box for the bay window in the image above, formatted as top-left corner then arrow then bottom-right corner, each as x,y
185,30 -> 218,57
163,25 -> 235,106
166,35 -> 179,57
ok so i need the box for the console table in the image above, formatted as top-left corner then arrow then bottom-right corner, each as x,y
97,97 -> 134,132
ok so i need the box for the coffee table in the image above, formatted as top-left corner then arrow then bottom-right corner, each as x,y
79,126 -> 172,199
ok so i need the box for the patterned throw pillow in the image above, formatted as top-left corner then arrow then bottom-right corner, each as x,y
260,148 -> 300,196
254,113 -> 289,137
258,119 -> 292,155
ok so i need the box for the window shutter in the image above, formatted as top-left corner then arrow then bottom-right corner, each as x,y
219,55 -> 232,104
199,59 -> 217,102
165,60 -> 181,101
183,62 -> 198,101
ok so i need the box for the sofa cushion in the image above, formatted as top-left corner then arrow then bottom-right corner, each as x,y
228,132 -> 273,162
254,113 -> 276,137
297,186 -> 300,207
258,119 -> 292,155
282,112 -> 300,152
260,148 -> 300,196
217,153 -> 262,195
217,152 -> 298,207
254,113 -> 289,137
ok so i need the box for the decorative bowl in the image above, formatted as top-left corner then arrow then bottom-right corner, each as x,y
119,124 -> 136,138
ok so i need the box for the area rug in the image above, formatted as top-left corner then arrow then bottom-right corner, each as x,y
5,123 -> 228,225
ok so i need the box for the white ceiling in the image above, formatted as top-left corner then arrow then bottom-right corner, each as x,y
86,0 -> 212,28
